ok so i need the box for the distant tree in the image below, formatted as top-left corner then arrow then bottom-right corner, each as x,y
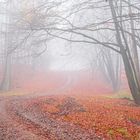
0,0 -> 64,91
41,0 -> 140,104
99,48 -> 121,92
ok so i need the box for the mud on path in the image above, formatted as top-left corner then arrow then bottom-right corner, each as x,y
0,94 -> 101,140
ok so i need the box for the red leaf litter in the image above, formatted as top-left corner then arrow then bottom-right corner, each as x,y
0,69 -> 139,140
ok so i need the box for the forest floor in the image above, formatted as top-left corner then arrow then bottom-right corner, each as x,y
0,92 -> 140,140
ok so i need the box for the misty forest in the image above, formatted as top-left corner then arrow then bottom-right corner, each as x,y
0,0 -> 140,139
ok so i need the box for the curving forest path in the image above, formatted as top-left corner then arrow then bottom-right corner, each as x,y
0,75 -> 101,140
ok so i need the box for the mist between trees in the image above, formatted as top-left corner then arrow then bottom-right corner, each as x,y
0,0 -> 140,105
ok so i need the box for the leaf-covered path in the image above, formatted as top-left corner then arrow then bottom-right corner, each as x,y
0,96 -> 43,140
0,94 -> 101,140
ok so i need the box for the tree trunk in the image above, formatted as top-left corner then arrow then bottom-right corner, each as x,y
100,49 -> 120,92
0,54 -> 11,91
108,0 -> 140,104
129,3 -> 140,85
122,52 -> 140,104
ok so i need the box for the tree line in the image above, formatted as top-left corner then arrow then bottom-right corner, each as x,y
0,0 -> 140,105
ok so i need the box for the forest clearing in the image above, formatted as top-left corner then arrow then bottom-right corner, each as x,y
1,0 -> 140,139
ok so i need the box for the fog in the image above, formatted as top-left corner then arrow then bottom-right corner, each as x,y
0,1 -> 140,139
0,0 -> 140,95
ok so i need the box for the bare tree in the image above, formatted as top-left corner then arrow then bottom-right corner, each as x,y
0,0 -> 65,91
99,48 -> 121,92
39,0 -> 140,104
